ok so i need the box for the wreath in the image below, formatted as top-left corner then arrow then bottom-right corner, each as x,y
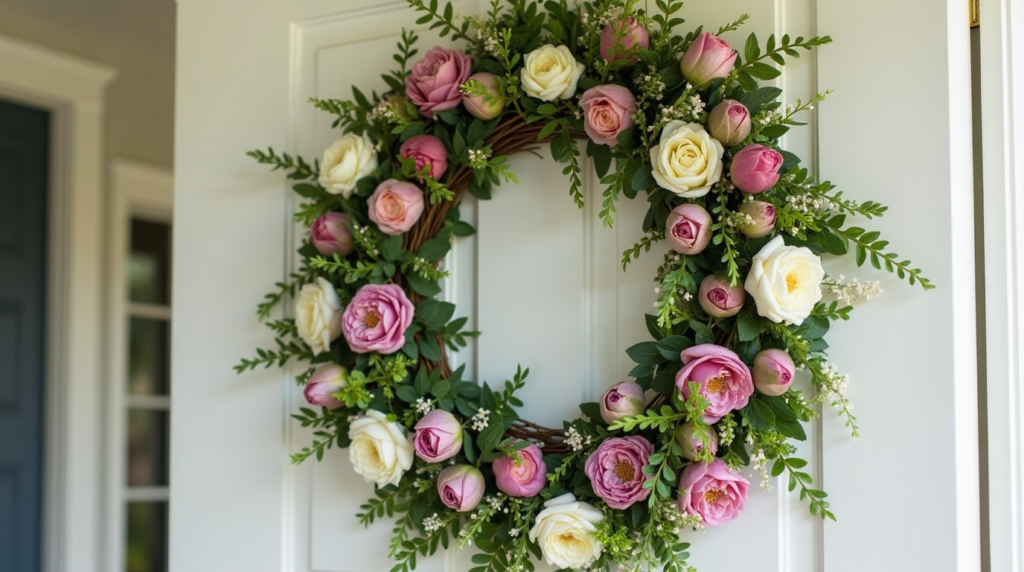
238,1 -> 933,570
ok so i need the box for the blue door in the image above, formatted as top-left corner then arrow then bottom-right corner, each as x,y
0,99 -> 49,572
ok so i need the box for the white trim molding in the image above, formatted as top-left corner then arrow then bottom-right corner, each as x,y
0,33 -> 116,572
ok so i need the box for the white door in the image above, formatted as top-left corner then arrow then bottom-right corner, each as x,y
171,1 -> 978,571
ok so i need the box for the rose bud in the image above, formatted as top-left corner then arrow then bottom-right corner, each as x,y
730,144 -> 784,194
413,409 -> 464,463
737,200 -> 776,238
310,212 -> 354,257
707,100 -> 751,146
436,465 -> 486,512
680,32 -> 737,89
303,364 -> 348,410
753,349 -> 796,396
599,17 -> 650,63
399,134 -> 449,181
462,72 -> 505,120
493,442 -> 547,498
665,203 -> 712,255
599,381 -> 645,424
698,275 -> 745,318
675,421 -> 719,461
386,93 -> 415,122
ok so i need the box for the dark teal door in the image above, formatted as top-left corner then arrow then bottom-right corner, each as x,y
0,99 -> 49,572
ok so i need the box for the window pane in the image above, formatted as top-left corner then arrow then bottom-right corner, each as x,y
129,219 -> 171,305
126,501 -> 167,572
126,409 -> 168,487
128,317 -> 170,396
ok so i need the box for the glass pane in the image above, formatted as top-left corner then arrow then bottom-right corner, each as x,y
126,409 -> 168,487
129,219 -> 171,305
128,317 -> 170,395
125,501 -> 167,572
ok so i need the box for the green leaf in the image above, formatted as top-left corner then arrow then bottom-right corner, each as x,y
476,414 -> 504,454
418,235 -> 452,261
746,62 -> 781,80
588,139 -> 612,178
737,304 -> 763,342
631,166 -> 656,192
406,273 -> 442,297
419,336 -> 443,361
380,235 -> 404,261
656,335 -> 691,360
626,341 -> 666,365
396,384 -> 419,403
689,320 -> 714,345
744,33 -> 761,63
738,86 -> 783,115
746,397 -> 776,430
416,299 -> 456,331
580,402 -> 602,422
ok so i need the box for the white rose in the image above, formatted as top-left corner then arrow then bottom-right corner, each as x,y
528,493 -> 603,569
520,44 -> 585,101
318,133 -> 378,198
347,410 -> 414,487
744,235 -> 825,325
649,120 -> 724,198
294,277 -> 343,355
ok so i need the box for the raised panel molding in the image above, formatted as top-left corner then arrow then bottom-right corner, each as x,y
0,302 -> 21,410
0,147 -> 26,257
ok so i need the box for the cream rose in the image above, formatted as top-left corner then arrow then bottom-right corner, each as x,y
520,44 -> 585,101
294,277 -> 343,355
318,133 -> 378,198
528,493 -> 603,569
348,410 -> 414,488
650,120 -> 724,198
744,236 -> 825,325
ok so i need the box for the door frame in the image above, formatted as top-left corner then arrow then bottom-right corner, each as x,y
0,34 -> 116,572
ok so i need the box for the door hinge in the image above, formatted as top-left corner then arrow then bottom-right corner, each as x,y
970,0 -> 979,27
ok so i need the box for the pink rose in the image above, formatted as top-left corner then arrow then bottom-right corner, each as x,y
310,212 -> 354,257
698,275 -> 745,318
405,46 -> 472,118
675,422 -> 719,462
367,179 -> 425,236
665,203 -> 712,255
753,349 -> 796,396
341,283 -> 414,355
599,381 -> 645,424
413,409 -> 463,463
737,200 -> 776,238
493,442 -> 547,498
599,17 -> 650,63
680,33 -> 737,89
676,344 -> 754,423
730,145 -> 783,194
303,364 -> 348,409
437,465 -> 485,512
579,85 -> 637,146
400,134 -> 448,181
584,435 -> 653,509
678,458 -> 749,526
707,100 -> 751,146
462,72 -> 505,120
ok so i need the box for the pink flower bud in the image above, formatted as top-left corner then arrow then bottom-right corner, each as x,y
462,72 -> 505,120
698,275 -> 745,318
737,200 -> 776,238
666,203 -> 712,255
730,145 -> 783,194
493,442 -> 547,498
675,421 -> 719,461
753,349 -> 796,396
303,364 -> 348,409
599,17 -> 650,63
413,409 -> 464,463
399,134 -> 449,181
680,33 -> 737,89
367,179 -> 425,236
310,212 -> 354,257
599,381 -> 646,423
437,465 -> 485,512
707,100 -> 751,146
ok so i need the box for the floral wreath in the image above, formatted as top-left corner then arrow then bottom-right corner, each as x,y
238,1 -> 933,570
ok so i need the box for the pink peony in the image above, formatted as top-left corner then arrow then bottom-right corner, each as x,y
462,72 -> 505,120
400,134 -> 449,181
405,46 -> 472,118
680,33 -> 737,89
341,283 -> 414,355
730,145 -> 784,194
676,344 -> 754,423
437,465 -> 485,512
753,349 -> 796,396
678,459 -> 750,526
413,409 -> 463,463
584,436 -> 653,509
367,179 -> 425,236
580,85 -> 637,146
599,381 -> 645,424
707,100 -> 751,146
698,275 -> 745,319
493,442 -> 547,498
310,212 -> 354,257
675,422 -> 719,462
737,200 -> 776,238
599,17 -> 650,63
303,364 -> 348,410
665,203 -> 712,255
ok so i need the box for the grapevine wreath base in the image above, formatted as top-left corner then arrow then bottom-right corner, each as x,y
239,1 -> 931,570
